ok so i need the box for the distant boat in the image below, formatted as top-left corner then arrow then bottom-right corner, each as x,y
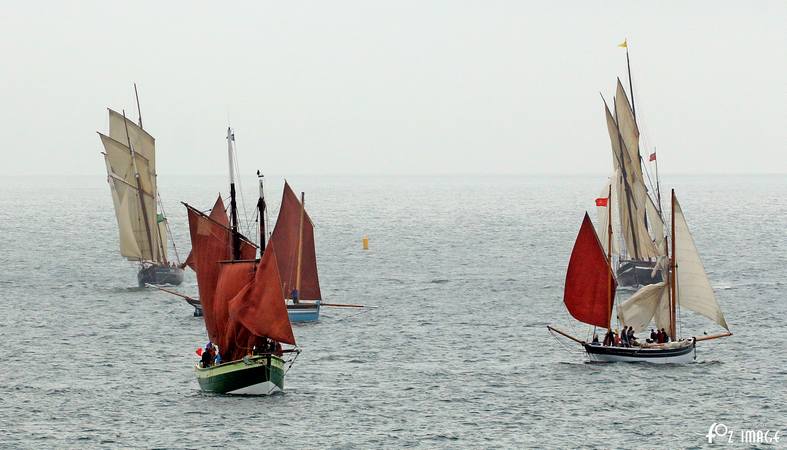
597,43 -> 666,288
185,127 -> 298,395
266,181 -> 323,323
549,189 -> 731,363
181,130 -> 323,322
99,86 -> 183,287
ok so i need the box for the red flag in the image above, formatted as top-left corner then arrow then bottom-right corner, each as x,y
649,152 -> 657,161
595,198 -> 609,207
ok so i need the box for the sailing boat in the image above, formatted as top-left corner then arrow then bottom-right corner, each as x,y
548,189 -> 732,363
185,127 -> 298,395
266,181 -> 323,322
99,85 -> 183,287
598,42 -> 666,288
181,131 -> 324,322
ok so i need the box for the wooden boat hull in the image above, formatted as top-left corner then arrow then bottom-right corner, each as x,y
616,259 -> 662,287
195,355 -> 285,395
287,300 -> 320,323
584,340 -> 695,363
138,264 -> 184,287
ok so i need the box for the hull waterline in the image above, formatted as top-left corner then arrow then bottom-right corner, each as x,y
616,259 -> 662,288
584,340 -> 696,364
287,300 -> 320,323
195,355 -> 285,395
138,264 -> 184,287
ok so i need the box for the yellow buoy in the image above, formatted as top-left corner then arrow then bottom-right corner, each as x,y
362,235 -> 369,250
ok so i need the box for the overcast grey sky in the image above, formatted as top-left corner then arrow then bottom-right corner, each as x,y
0,1 -> 784,176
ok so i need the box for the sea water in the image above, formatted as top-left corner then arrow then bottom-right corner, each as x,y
1,174 -> 785,448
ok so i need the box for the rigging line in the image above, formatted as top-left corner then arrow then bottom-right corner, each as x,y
229,135 -> 253,238
157,192 -> 181,264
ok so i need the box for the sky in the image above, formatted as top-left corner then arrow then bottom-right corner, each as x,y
0,1 -> 784,176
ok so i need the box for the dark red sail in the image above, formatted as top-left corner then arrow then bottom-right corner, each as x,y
269,182 -> 322,300
185,201 -> 256,347
184,196 -> 230,272
229,246 -> 296,346
563,213 -> 617,328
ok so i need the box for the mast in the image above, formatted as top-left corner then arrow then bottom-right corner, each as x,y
122,109 -> 157,263
227,127 -> 240,260
134,83 -> 143,129
653,147 -> 663,215
606,184 -> 613,331
256,170 -> 267,252
295,192 -> 305,297
613,99 -> 641,259
625,44 -> 636,122
132,84 -> 168,263
669,189 -> 677,340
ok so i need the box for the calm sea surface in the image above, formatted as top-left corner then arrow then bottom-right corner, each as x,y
1,174 -> 785,448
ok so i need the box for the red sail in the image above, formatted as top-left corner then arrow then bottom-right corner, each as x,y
563,213 -> 617,328
212,262 -> 256,356
269,182 -> 322,300
184,196 -> 229,271
229,246 -> 296,346
185,201 -> 256,349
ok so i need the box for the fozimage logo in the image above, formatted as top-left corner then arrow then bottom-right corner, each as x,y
706,422 -> 781,445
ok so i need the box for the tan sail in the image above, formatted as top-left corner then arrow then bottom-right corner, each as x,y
673,195 -> 729,330
614,79 -> 643,184
109,109 -> 155,163
604,101 -> 659,260
100,113 -> 165,263
618,281 -> 670,332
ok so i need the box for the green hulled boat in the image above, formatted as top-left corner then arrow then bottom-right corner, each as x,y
196,355 -> 286,395
185,127 -> 298,395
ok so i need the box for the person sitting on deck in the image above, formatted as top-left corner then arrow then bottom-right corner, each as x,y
290,288 -> 300,304
628,327 -> 637,346
592,333 -> 599,344
620,327 -> 629,347
649,329 -> 657,343
661,328 -> 670,343
200,344 -> 213,368
613,330 -> 621,347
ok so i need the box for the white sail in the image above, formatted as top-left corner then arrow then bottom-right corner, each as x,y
108,109 -> 155,162
618,281 -> 670,332
614,79 -> 643,185
673,195 -> 729,330
100,127 -> 164,263
604,100 -> 659,261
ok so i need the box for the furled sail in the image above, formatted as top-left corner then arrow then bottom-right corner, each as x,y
673,195 -> 729,330
101,127 -> 165,263
185,201 -> 290,361
268,182 -> 322,300
618,281 -> 671,333
564,213 -> 617,328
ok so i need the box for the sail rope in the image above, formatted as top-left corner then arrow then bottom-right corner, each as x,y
233,145 -> 254,239
156,191 -> 181,264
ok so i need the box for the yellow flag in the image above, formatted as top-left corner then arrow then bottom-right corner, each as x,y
618,39 -> 628,48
